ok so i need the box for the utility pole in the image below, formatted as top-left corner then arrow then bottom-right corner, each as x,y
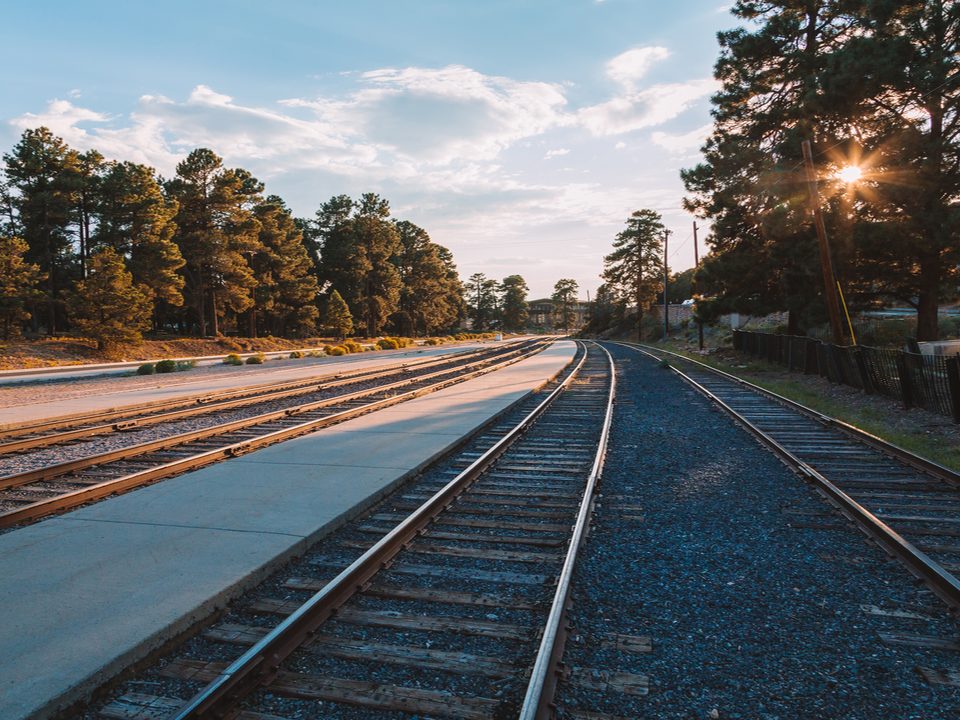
801,140 -> 846,345
663,228 -> 671,342
693,221 -> 704,351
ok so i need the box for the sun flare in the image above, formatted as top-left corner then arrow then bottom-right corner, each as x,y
837,165 -> 862,183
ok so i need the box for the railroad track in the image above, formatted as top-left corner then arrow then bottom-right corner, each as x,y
93,341 -> 648,720
616,341 -> 960,613
0,343 -> 526,454
0,340 -> 548,529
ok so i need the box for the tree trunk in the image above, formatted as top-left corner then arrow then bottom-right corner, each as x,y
210,287 -> 219,337
916,250 -> 942,342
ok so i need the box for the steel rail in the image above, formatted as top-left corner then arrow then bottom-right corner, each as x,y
622,343 -> 960,612
165,343 -> 589,720
0,343 -> 550,528
519,342 -> 616,720
0,342 -> 544,491
618,342 -> 960,487
0,343 -> 521,449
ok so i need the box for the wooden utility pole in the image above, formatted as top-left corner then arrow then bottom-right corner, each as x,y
663,228 -> 671,342
801,140 -> 846,345
693,221 -> 704,350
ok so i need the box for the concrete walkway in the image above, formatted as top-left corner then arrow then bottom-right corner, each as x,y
0,340 -> 575,720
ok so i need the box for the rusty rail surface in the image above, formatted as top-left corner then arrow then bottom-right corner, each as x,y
0,343 -> 524,452
0,342 -> 550,528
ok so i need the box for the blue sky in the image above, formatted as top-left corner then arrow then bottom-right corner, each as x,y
2,0 -> 739,299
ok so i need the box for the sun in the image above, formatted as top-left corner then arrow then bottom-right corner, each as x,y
837,165 -> 862,183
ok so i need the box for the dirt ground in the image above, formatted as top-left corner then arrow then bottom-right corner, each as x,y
0,336 -> 340,370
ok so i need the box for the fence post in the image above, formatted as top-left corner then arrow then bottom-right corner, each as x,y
946,356 -> 960,424
733,330 -> 742,351
854,348 -> 874,395
896,353 -> 914,410
804,339 -> 817,375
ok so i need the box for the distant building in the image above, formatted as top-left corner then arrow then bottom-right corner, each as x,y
527,298 -> 588,332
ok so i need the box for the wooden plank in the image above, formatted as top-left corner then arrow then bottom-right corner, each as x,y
100,694 -> 283,720
917,666 -> 960,687
282,577 -> 543,609
394,503 -> 573,519
340,538 -> 562,564
600,633 -> 652,654
818,553 -> 870,565
356,525 -> 564,547
861,604 -> 935,621
567,667 -> 649,696
879,633 -> 960,651
204,623 -> 515,678
401,494 -> 579,509
249,600 -> 533,640
309,556 -> 552,585
161,660 -> 500,720
369,514 -> 571,532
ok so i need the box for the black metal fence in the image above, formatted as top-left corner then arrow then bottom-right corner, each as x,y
732,330 -> 960,423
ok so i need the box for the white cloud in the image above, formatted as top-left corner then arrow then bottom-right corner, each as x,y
615,141 -> 626,149
579,78 -> 718,136
606,47 -> 670,89
545,148 -> 570,159
68,89 -> 81,98
652,123 -> 714,153
286,65 -> 573,165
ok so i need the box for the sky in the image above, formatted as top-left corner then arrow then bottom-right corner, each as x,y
1,0 -> 741,299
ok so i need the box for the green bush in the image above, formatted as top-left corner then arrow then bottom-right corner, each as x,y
328,346 -> 347,356
680,319 -> 690,330
424,338 -> 440,345
322,344 -> 336,354
155,359 -> 177,373
175,359 -> 197,371
307,349 -> 322,357
223,353 -> 243,366
289,350 -> 304,359
343,341 -> 362,353
377,337 -> 399,350
137,363 -> 155,375
245,352 -> 266,365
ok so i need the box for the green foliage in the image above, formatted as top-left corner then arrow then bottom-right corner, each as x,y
343,341 -> 362,353
176,359 -> 197,371
377,337 -> 399,350
424,338 -> 440,345
392,221 -> 461,336
466,272 -> 498,332
289,350 -> 303,359
0,236 -> 44,340
245,352 -> 266,365
137,363 -> 155,375
499,275 -> 529,332
328,345 -> 347,356
67,247 -> 152,352
603,210 -> 664,334
552,279 -> 579,332
324,289 -> 354,340
858,319 -> 916,348
223,353 -> 243,366
155,359 -> 177,373
322,344 -> 336,354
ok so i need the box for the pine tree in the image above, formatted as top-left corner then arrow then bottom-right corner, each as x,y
0,236 -> 44,340
602,210 -> 664,338
324,289 -> 353,340
392,221 -> 461,336
250,197 -> 319,337
551,279 -> 579,332
466,272 -> 497,331
166,150 -> 261,336
68,246 -> 152,352
93,162 -> 184,323
499,275 -> 529,332
3,127 -> 79,334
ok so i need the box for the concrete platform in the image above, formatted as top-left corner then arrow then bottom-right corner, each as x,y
0,340 -> 575,720
0,341 -> 496,428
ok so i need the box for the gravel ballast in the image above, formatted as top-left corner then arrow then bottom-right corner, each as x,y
553,343 -> 960,719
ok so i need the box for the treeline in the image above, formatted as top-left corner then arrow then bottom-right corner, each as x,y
0,127 -> 466,345
683,1 -> 960,342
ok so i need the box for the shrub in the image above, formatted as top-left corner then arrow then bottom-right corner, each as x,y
218,337 -> 241,352
176,359 -> 197,371
224,353 -> 243,366
155,359 -> 177,373
658,358 -> 671,369
322,345 -> 336,354
307,349 -> 322,358
343,341 -> 362,353
424,338 -> 440,346
328,346 -> 347,356
377,337 -> 399,350
680,319 -> 690,330
246,352 -> 266,365
289,350 -> 304,359
137,363 -> 155,375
